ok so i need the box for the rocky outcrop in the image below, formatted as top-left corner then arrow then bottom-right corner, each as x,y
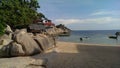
56,24 -> 71,36
0,24 -> 67,57
0,57 -> 47,68
0,25 -> 13,57
45,25 -> 71,36
10,42 -> 25,56
0,25 -> 13,45
45,26 -> 62,36
33,34 -> 55,51
1,42 -> 25,57
12,29 -> 42,56
0,28 -> 56,57
1,44 -> 11,57
0,34 -> 13,45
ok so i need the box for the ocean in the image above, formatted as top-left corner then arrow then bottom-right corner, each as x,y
58,30 -> 120,45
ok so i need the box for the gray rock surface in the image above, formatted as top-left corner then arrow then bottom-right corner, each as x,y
13,29 -> 42,55
0,27 -> 58,57
0,34 -> 12,45
0,57 -> 47,68
34,34 -> 55,51
0,44 -> 11,57
10,42 -> 25,56
5,25 -> 13,33
5,25 -> 13,39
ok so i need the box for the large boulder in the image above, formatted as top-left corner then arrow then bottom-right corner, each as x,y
0,44 -> 11,57
0,25 -> 13,46
13,29 -> 42,55
57,28 -> 64,34
34,34 -> 55,51
10,42 -> 25,56
0,34 -> 13,45
0,42 -> 25,57
45,28 -> 56,36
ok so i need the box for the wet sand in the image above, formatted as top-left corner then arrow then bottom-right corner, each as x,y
33,41 -> 120,68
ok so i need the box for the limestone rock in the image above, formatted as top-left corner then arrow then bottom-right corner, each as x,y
0,44 -> 11,57
10,42 -> 25,56
34,34 -> 55,51
13,29 -> 41,55
0,42 -> 25,57
34,35 -> 47,51
0,34 -> 12,45
5,25 -> 13,33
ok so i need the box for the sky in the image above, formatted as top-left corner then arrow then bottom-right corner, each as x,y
38,0 -> 120,30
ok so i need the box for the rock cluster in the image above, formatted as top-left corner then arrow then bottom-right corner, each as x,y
0,25 -> 56,57
0,24 -> 70,68
45,26 -> 64,36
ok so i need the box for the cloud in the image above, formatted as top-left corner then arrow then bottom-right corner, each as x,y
54,19 -> 81,25
91,10 -> 120,16
54,17 -> 120,25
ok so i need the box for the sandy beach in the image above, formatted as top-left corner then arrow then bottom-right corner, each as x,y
32,41 -> 120,68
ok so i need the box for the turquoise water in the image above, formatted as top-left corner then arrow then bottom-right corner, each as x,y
58,30 -> 120,45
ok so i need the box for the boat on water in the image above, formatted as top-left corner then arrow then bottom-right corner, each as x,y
108,32 -> 120,39
108,35 -> 117,39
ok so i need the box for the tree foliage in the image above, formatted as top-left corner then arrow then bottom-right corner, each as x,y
0,0 -> 48,35
0,0 -> 40,30
37,12 -> 47,20
0,22 -> 6,35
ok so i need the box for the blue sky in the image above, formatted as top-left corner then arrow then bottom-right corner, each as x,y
38,0 -> 120,30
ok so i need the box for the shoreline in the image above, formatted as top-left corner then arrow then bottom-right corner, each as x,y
57,41 -> 120,46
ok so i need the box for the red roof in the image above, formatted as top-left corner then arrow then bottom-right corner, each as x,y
44,22 -> 55,26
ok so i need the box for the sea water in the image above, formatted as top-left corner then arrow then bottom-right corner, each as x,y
58,30 -> 120,45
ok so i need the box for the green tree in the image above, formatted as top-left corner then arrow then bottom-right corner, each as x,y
0,23 -> 6,35
0,0 -> 40,30
37,12 -> 45,19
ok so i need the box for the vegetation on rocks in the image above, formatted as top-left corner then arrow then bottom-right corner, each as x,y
0,23 -> 6,35
0,0 -> 46,35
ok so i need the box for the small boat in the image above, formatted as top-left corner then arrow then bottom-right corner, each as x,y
108,36 -> 117,39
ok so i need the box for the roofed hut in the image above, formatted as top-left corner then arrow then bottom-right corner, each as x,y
27,23 -> 46,34
44,20 -> 55,27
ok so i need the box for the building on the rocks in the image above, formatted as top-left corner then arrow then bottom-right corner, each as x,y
27,18 -> 46,33
44,20 -> 55,27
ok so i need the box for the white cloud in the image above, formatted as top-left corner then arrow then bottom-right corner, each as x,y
54,19 -> 81,25
91,10 -> 120,16
54,17 -> 120,25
